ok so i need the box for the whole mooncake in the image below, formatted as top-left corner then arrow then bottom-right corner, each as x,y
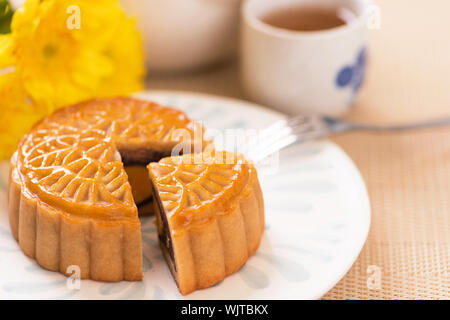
8,97 -> 211,281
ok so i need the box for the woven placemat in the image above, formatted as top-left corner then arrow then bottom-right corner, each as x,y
323,130 -> 450,299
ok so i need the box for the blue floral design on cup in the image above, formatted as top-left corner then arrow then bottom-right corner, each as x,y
336,47 -> 367,93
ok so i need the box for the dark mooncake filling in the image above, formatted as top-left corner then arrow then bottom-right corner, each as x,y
136,196 -> 153,208
151,180 -> 176,271
120,147 -> 173,166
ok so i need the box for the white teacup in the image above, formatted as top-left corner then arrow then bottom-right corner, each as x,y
241,0 -> 372,116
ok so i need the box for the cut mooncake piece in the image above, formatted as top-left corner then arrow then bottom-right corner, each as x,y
8,97 -> 211,281
148,151 -> 265,294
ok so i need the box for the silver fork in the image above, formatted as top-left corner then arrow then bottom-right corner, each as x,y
246,115 -> 450,162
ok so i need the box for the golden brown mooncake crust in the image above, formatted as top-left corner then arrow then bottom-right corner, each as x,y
8,97 -> 211,282
148,151 -> 265,294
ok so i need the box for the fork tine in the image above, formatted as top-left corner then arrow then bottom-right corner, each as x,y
244,120 -> 292,152
247,114 -> 329,162
249,134 -> 298,161
261,114 -> 309,133
248,125 -> 293,155
260,118 -> 288,135
285,115 -> 311,126
259,115 -> 318,146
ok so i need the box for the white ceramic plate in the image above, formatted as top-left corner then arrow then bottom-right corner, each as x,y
0,91 -> 370,300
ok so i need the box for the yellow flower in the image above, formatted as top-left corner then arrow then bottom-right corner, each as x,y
11,0 -> 145,108
96,12 -> 145,97
0,0 -> 145,159
0,71 -> 45,160
0,34 -> 14,68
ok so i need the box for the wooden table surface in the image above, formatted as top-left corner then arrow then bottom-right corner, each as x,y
147,0 -> 450,299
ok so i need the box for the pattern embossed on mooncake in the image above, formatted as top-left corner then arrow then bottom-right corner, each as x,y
19,128 -> 134,220
149,152 -> 251,232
